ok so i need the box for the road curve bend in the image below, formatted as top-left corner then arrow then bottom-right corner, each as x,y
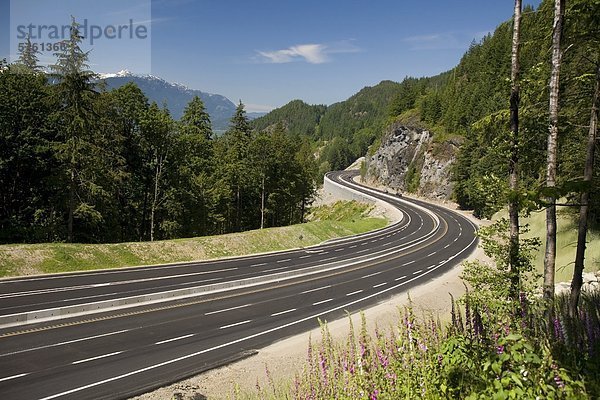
0,171 -> 477,400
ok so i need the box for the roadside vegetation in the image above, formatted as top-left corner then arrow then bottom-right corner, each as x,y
236,219 -> 600,400
0,201 -> 386,278
494,207 -> 600,282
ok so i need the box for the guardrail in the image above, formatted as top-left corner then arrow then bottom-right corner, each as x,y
0,172 -> 406,329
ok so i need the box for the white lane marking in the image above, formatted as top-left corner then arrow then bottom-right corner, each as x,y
0,268 -> 239,299
155,334 -> 195,345
394,275 -> 407,281
72,351 -> 123,365
301,285 -> 331,294
263,266 -> 289,273
362,271 -> 383,279
320,251 -> 329,255
403,260 -> 416,266
277,259 -> 291,263
312,298 -> 333,306
36,235 -> 478,400
0,329 -> 130,358
0,373 -> 28,383
412,269 -> 423,275
346,290 -> 363,296
33,175 -> 474,400
360,242 -> 368,246
444,244 -> 451,249
427,252 -> 437,257
271,308 -> 296,317
373,282 -> 387,288
453,237 -> 459,242
220,320 -> 252,330
370,239 -> 378,243
427,265 -> 436,270
205,304 -> 251,315
250,263 -> 266,267
348,245 -> 357,249
299,255 -> 311,259
355,249 -> 369,254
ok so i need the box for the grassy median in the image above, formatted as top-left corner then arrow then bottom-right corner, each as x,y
0,201 -> 387,278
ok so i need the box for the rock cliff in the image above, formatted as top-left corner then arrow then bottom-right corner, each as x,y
364,123 -> 462,200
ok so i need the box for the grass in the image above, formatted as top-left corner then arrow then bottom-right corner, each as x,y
493,207 -> 600,283
0,201 -> 387,278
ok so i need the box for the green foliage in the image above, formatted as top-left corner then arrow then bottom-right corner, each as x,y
0,22 -> 319,244
251,99 -> 326,138
404,162 -> 421,194
462,218 -> 541,310
239,287 -> 598,399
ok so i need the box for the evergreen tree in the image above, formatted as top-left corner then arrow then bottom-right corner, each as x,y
173,96 -> 214,236
50,16 -> 99,242
15,35 -> 41,73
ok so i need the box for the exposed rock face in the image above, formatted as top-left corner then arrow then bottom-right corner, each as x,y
365,123 -> 461,200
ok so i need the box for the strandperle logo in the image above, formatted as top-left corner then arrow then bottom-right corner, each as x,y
10,0 -> 152,74
16,19 -> 149,46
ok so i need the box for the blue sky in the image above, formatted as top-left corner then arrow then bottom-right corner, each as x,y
1,0 -> 542,112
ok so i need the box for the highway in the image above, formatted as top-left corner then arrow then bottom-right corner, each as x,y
0,171 -> 477,399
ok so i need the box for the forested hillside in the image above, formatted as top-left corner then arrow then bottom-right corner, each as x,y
386,1 -> 600,224
0,21 -> 317,244
254,0 -> 599,226
253,80 -> 403,173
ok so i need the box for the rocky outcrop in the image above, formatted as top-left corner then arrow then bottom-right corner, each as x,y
364,123 -> 462,200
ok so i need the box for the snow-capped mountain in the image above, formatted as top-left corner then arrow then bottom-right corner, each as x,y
99,71 -> 236,132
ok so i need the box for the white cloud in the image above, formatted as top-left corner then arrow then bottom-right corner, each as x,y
257,40 -> 359,64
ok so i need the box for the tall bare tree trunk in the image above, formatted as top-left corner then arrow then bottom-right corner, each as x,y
150,156 -> 163,242
260,175 -> 265,229
543,0 -> 565,303
68,167 -> 75,242
569,62 -> 600,317
508,0 -> 522,300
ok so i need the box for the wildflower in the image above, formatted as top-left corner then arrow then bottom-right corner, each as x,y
385,372 -> 397,383
370,389 -> 379,400
553,318 -> 564,343
377,349 -> 389,367
496,345 -> 504,354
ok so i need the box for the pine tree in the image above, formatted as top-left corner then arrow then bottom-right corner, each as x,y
16,35 -> 41,73
50,16 -> 99,242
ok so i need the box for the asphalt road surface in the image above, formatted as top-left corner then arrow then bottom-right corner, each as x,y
0,171 -> 477,400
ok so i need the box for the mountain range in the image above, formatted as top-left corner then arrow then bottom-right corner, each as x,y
99,70 -> 265,132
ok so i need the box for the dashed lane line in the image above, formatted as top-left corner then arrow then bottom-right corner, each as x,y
205,304 -> 251,315
300,285 -> 331,294
72,351 -> 124,365
271,309 -> 296,317
155,334 -> 195,345
219,320 -> 252,330
0,373 -> 28,383
346,290 -> 363,296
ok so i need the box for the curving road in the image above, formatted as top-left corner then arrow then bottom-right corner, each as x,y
0,171 -> 477,400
